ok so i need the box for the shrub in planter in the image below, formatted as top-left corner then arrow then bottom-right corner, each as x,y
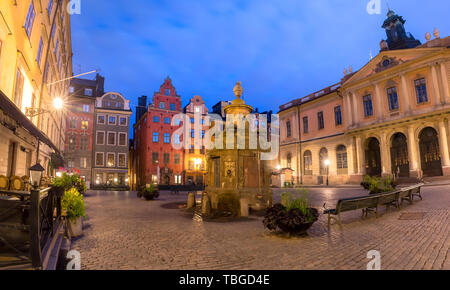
361,175 -> 396,195
141,185 -> 159,200
62,188 -> 86,237
263,192 -> 319,236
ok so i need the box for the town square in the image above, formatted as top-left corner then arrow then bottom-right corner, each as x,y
0,0 -> 449,275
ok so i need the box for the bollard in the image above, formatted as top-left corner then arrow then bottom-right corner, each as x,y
240,198 -> 249,217
201,195 -> 211,215
187,192 -> 196,209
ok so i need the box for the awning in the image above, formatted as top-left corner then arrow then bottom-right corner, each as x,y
0,90 -> 60,154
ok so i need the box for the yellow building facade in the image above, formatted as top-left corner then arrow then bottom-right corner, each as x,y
0,0 -> 72,178
278,11 -> 450,185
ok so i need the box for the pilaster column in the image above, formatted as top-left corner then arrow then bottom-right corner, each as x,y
356,136 -> 365,175
431,65 -> 443,105
344,93 -> 353,126
407,125 -> 420,178
380,132 -> 392,176
439,62 -> 450,103
400,74 -> 411,113
351,92 -> 360,125
347,142 -> 356,175
374,83 -> 384,120
438,121 -> 450,172
328,147 -> 337,176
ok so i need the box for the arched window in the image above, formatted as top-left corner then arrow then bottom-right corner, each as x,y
303,151 -> 312,175
319,148 -> 328,175
336,145 -> 348,174
286,153 -> 292,168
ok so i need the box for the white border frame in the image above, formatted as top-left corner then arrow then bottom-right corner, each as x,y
107,131 -> 116,146
96,131 -> 105,145
95,152 -> 104,167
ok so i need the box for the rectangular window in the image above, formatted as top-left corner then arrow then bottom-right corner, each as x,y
174,154 -> 180,165
190,118 -> 195,124
67,159 -> 75,168
109,116 -> 116,125
153,116 -> 160,123
118,133 -> 127,146
318,111 -> 324,130
337,152 -> 348,169
164,117 -> 170,124
170,103 -> 176,111
153,132 -> 159,143
97,115 -> 105,124
163,153 -> 170,164
286,121 -> 291,137
85,88 -> 93,96
68,136 -> 76,151
83,104 -> 90,112
118,154 -> 126,168
191,129 -> 195,138
152,152 -> 159,164
80,137 -> 88,150
119,117 -> 127,126
334,106 -> 342,126
80,157 -> 87,169
414,78 -> 428,103
174,119 -> 181,126
95,153 -> 104,167
69,86 -> 75,94
24,2 -> 35,38
96,132 -> 105,145
69,118 -> 77,129
387,87 -> 399,111
37,39 -> 43,66
107,132 -> 116,145
159,102 -> 165,109
13,69 -> 24,108
48,0 -> 54,15
363,95 -> 374,117
201,130 -> 205,139
164,133 -> 170,144
189,144 -> 195,154
107,153 -> 115,167
303,117 -> 309,134
165,89 -> 170,96
81,120 -> 88,130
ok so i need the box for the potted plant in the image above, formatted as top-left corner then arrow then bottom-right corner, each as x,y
62,188 -> 86,237
263,191 -> 319,236
141,184 -> 159,200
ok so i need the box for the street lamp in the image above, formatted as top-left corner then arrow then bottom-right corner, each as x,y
324,159 -> 330,186
53,97 -> 64,110
29,163 -> 45,189
276,165 -> 281,171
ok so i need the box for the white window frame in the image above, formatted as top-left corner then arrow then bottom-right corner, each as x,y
108,115 -> 117,125
85,88 -> 93,96
118,132 -> 127,146
95,152 -> 104,167
118,153 -> 127,168
82,104 -> 90,113
119,116 -> 128,126
81,120 -> 89,130
96,131 -> 105,145
107,131 -> 116,146
80,157 -> 87,169
97,114 -> 106,125
69,86 -> 75,94
106,152 -> 115,167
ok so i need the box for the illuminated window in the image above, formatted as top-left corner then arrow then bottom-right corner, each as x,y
95,153 -> 104,167
107,153 -> 115,167
81,120 -> 88,130
118,154 -> 126,167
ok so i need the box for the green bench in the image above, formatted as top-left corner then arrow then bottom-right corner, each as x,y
324,183 -> 424,227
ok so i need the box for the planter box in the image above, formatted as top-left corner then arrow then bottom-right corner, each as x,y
68,217 -> 83,238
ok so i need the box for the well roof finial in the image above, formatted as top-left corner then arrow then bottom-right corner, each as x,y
233,81 -> 243,99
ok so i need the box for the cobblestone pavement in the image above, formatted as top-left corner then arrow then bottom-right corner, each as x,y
72,186 -> 449,270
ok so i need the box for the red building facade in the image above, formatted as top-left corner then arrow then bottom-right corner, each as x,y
134,77 -> 184,186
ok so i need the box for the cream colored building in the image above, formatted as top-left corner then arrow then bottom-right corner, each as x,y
278,10 -> 450,185
0,0 -> 72,178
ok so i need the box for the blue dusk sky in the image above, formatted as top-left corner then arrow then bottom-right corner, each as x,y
71,0 -> 449,131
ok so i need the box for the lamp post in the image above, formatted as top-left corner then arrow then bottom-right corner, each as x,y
324,159 -> 330,186
29,163 -> 45,189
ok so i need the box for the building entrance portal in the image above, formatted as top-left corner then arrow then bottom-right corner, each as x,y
419,127 -> 443,177
366,138 -> 381,176
391,133 -> 410,178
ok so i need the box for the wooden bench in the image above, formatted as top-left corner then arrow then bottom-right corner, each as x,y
324,183 -> 424,228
